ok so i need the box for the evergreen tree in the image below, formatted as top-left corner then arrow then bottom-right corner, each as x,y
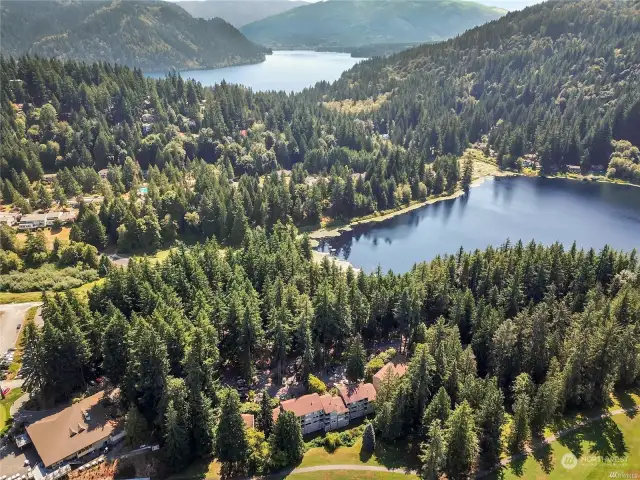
420,419 -> 447,480
346,335 -> 366,381
444,401 -> 478,480
362,423 -> 376,453
270,410 -> 305,466
164,400 -> 191,472
215,389 -> 249,477
258,390 -> 274,437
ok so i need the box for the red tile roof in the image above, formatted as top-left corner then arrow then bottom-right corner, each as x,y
373,361 -> 408,388
338,383 -> 377,404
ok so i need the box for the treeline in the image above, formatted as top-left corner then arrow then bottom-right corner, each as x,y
19,223 -> 640,474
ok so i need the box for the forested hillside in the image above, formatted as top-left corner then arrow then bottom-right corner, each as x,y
326,0 -> 640,176
20,228 -> 640,475
0,0 -> 269,71
240,0 -> 505,49
173,0 -> 307,27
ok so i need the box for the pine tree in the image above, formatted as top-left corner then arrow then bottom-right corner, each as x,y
124,405 -> 151,447
270,411 -> 304,466
101,306 -> 129,384
346,335 -> 366,381
362,423 -> 376,453
164,400 -> 191,472
419,419 -> 446,480
444,401 -> 478,480
258,390 -> 274,437
476,377 -> 505,468
215,389 -> 249,477
461,157 -> 474,190
422,386 -> 451,430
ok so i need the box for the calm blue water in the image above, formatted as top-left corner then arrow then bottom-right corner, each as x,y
316,177 -> 640,273
147,51 -> 361,92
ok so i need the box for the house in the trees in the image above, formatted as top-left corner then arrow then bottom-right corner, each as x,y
320,394 -> 349,431
338,383 -> 376,420
0,213 -> 19,226
272,393 -> 326,435
372,360 -> 408,391
25,391 -> 121,469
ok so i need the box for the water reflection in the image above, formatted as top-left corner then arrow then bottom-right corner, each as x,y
317,177 -> 640,273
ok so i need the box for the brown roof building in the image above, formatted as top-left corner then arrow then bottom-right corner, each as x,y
26,391 -> 119,468
241,413 -> 255,429
372,361 -> 408,391
319,394 -> 348,415
338,383 -> 377,419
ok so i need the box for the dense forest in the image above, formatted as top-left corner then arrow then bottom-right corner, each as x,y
20,226 -> 640,475
0,0 -> 269,71
240,0 -> 505,49
326,0 -> 640,175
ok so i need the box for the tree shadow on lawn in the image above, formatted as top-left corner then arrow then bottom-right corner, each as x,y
613,388 -> 639,419
506,452 -> 527,477
370,439 -> 420,472
557,416 -> 628,461
532,442 -> 554,474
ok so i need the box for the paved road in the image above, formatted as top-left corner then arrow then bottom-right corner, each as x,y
0,302 -> 41,357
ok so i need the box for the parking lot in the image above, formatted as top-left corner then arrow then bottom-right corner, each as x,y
0,442 -> 40,478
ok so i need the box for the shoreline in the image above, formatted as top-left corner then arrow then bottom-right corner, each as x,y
308,171 -> 514,244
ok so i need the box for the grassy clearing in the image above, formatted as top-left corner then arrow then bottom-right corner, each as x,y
300,437 -> 417,471
16,226 -> 71,249
497,409 -> 640,479
284,472 -> 418,480
0,278 -> 104,304
0,388 -> 23,436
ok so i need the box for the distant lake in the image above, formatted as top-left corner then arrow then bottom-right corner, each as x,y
147,51 -> 361,92
316,177 -> 640,273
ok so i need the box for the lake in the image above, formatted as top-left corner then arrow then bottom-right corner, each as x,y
316,177 -> 640,273
147,51 -> 361,92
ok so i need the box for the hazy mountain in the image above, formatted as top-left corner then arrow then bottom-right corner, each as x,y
173,0 -> 308,27
0,0 -> 269,71
240,0 -> 506,49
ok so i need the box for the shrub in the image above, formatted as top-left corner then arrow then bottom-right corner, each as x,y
362,423 -> 376,453
324,432 -> 342,452
307,374 -> 327,394
364,347 -> 397,381
0,263 -> 98,292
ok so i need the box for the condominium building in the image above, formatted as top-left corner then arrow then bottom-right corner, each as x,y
338,383 -> 377,420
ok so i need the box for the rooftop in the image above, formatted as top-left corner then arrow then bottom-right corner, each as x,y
241,413 -> 254,429
373,360 -> 408,386
319,394 -> 348,415
26,391 -> 119,468
338,383 -> 377,404
280,393 -> 324,417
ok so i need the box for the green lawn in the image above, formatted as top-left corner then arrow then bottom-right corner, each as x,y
0,278 -> 104,304
0,388 -> 23,435
285,472 -> 418,480
498,408 -> 640,479
299,438 -> 417,471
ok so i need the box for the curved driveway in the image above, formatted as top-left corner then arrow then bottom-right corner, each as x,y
0,302 -> 41,356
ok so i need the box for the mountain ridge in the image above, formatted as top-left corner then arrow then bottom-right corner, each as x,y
240,0 -> 506,49
0,0 -> 269,71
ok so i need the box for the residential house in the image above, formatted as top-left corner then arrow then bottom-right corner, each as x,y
273,393 -> 326,435
0,213 -> 19,226
18,212 -> 62,230
241,414 -> 255,429
25,391 -> 120,469
372,360 -> 408,392
98,169 -> 109,180
43,174 -> 57,184
338,383 -> 376,420
319,394 -> 349,431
